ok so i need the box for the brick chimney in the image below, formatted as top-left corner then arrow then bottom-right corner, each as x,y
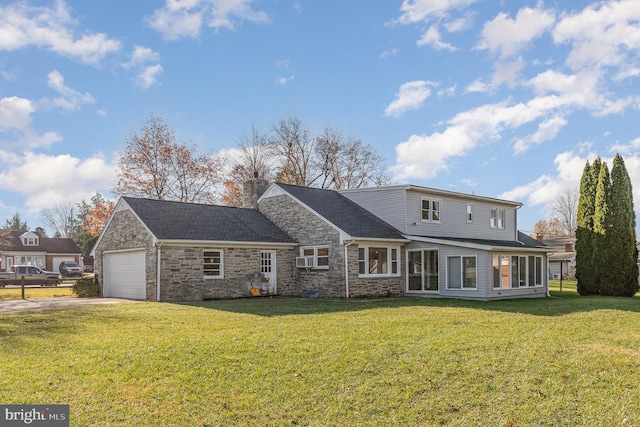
565,242 -> 573,252
242,173 -> 269,209
535,233 -> 544,242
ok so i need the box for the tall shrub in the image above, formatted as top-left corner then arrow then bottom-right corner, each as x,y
576,160 -> 598,295
609,154 -> 639,296
593,162 -> 612,294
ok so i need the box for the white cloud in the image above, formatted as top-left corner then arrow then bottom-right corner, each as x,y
379,48 -> 398,59
42,69 -> 95,111
477,6 -> 555,59
416,25 -> 457,51
0,96 -> 34,131
275,74 -> 295,86
385,81 -> 434,118
514,115 -> 568,154
0,0 -> 120,65
553,0 -> 640,71
147,0 -> 269,40
0,151 -> 116,213
125,46 -> 161,68
135,64 -> 164,89
465,79 -> 491,94
395,0 -> 479,25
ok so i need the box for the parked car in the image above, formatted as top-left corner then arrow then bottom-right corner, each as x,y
0,265 -> 62,287
59,261 -> 83,277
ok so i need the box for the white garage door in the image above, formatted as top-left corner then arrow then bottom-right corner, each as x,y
104,250 -> 146,300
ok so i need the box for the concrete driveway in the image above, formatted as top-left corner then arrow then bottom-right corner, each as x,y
0,297 -> 137,313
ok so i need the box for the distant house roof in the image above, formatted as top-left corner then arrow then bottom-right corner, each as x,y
271,183 -> 407,241
408,231 -> 549,251
0,230 -> 81,253
122,197 -> 297,244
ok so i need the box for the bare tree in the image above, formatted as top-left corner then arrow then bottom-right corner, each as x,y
114,114 -> 222,203
551,189 -> 578,236
314,127 -> 389,189
41,202 -> 80,238
269,117 -> 315,186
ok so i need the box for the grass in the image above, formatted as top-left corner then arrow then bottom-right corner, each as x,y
0,286 -> 75,301
0,283 -> 639,426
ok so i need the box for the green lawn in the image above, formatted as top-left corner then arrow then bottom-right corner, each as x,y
0,286 -> 75,301
1,284 -> 639,426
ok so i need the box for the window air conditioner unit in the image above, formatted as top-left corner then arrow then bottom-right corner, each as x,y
552,273 -> 560,279
296,256 -> 315,268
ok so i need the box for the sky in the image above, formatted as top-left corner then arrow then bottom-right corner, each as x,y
1,0 -> 640,236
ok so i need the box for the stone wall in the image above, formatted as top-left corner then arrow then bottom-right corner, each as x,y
159,246 -> 296,301
94,208 -> 157,300
259,195 -> 346,297
345,245 -> 405,298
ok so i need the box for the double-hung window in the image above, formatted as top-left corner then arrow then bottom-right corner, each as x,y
490,208 -> 505,229
466,204 -> 473,223
300,246 -> 329,269
421,198 -> 441,223
492,255 -> 543,288
358,246 -> 400,276
203,250 -> 223,279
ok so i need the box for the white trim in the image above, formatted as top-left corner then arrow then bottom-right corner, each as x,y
203,249 -> 224,279
421,197 -> 441,223
445,254 -> 478,291
406,248 -> 440,293
405,235 -> 549,253
357,244 -> 401,278
299,245 -> 329,270
156,240 -> 296,248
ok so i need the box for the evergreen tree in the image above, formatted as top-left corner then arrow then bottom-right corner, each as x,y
609,154 -> 639,296
576,160 -> 598,295
593,162 -> 612,294
3,213 -> 29,231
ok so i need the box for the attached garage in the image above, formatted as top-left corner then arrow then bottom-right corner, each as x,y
103,249 -> 146,300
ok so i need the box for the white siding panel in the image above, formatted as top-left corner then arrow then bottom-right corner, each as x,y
104,250 -> 146,300
341,188 -> 408,233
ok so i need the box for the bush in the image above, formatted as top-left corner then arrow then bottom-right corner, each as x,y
72,277 -> 100,297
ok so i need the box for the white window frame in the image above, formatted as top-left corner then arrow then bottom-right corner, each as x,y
421,197 -> 441,223
446,255 -> 477,290
492,254 -> 544,288
358,245 -> 401,277
466,203 -> 473,223
203,249 -> 224,279
490,208 -> 505,229
406,249 -> 439,293
300,246 -> 329,269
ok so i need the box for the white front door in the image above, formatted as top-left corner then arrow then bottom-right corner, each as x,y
260,251 -> 277,295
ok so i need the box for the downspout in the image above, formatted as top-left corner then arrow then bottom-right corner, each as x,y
156,241 -> 163,302
344,239 -> 356,299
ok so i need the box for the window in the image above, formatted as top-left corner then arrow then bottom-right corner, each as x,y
421,198 -> 441,223
22,237 -> 39,246
467,204 -> 473,223
492,255 -> 543,288
447,255 -> 477,290
203,250 -> 223,279
490,208 -> 505,229
358,246 -> 400,277
408,249 -> 439,292
300,246 -> 329,269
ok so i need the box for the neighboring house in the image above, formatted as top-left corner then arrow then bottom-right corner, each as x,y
0,230 -> 82,273
340,185 -> 550,299
92,197 -> 298,301
93,181 -> 550,301
540,236 -> 575,280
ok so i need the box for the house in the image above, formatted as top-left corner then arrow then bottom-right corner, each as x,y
340,185 -> 550,299
0,230 -> 82,273
91,197 -> 298,300
540,236 -> 575,280
92,181 -> 549,301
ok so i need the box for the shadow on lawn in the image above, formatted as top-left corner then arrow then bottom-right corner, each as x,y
182,291 -> 640,318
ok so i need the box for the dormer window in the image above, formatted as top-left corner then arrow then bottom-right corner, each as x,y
20,232 -> 39,246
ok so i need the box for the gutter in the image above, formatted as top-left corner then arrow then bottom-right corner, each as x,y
344,239 -> 356,299
156,241 -> 163,302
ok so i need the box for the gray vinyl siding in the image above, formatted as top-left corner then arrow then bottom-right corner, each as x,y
340,188 -> 408,233
404,190 -> 517,240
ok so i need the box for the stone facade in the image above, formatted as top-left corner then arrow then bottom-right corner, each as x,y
259,194 -> 406,298
159,246 -> 296,301
94,208 -> 157,300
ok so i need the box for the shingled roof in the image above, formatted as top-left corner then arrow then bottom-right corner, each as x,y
122,197 -> 296,244
273,183 -> 407,241
409,231 -> 549,250
0,230 -> 81,253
